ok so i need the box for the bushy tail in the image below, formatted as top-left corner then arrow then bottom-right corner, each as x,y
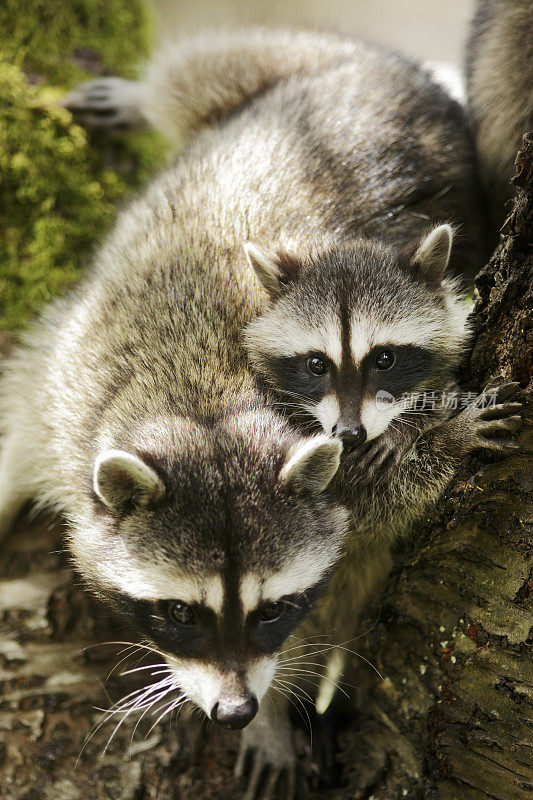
466,0 -> 533,229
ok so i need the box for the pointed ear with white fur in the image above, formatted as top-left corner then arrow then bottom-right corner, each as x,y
412,224 -> 453,284
279,436 -> 342,494
244,242 -> 300,299
94,450 -> 165,512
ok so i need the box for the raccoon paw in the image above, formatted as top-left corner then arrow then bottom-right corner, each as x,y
235,721 -> 298,800
348,420 -> 425,482
61,78 -> 146,131
351,436 -> 405,482
452,382 -> 523,456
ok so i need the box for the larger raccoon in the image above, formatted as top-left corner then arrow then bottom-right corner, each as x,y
0,160 -> 350,796
4,24 -> 522,800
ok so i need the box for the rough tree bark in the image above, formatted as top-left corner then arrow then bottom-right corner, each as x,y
0,137 -> 531,800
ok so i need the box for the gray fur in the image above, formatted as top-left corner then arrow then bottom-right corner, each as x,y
65,27 -> 488,277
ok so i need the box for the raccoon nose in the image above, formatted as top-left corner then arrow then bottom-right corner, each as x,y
334,423 -> 367,447
211,695 -> 258,729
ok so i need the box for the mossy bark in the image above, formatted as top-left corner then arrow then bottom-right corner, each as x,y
0,140 -> 531,799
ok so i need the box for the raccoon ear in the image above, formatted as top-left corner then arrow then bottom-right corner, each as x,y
412,224 -> 453,284
279,436 -> 342,494
94,450 -> 165,512
244,242 -> 300,299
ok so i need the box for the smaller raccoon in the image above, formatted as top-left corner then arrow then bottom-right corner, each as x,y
242,223 -> 524,716
244,223 -> 465,474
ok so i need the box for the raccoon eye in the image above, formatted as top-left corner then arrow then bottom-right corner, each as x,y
168,600 -> 196,625
259,601 -> 284,622
374,349 -> 395,370
307,355 -> 328,376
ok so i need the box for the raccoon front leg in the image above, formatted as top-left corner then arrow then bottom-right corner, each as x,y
235,688 -> 296,800
63,28 -> 356,143
352,384 -> 521,491
317,385 -> 523,711
346,382 -> 523,544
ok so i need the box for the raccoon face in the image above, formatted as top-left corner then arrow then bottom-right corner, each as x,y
73,419 -> 347,728
244,226 -> 470,446
109,582 -> 324,729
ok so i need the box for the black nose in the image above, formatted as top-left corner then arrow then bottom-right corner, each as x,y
211,696 -> 258,729
333,423 -> 367,447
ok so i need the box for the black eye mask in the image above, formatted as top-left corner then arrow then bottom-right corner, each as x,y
106,579 -> 326,663
246,584 -> 323,655
264,353 -> 331,403
364,345 -> 434,400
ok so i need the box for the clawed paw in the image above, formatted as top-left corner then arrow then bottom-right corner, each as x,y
62,77 -> 145,131
462,382 -> 523,453
234,715 -> 307,800
352,438 -> 404,481
347,417 -> 428,482
235,745 -> 298,800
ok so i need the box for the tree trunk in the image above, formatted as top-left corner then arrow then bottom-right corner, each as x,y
0,138 -> 531,800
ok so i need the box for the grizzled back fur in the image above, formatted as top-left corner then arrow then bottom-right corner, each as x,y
138,28 -> 489,277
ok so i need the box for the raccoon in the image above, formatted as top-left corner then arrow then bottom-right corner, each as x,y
5,25 -> 521,799
0,168 -> 350,795
243,224 -> 523,713
62,26 -> 491,472
466,0 -> 533,229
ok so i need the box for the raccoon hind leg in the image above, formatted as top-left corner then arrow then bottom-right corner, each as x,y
62,78 -> 147,132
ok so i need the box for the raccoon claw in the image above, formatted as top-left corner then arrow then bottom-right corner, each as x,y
458,390 -> 523,455
350,420 -> 427,482
481,380 -> 521,403
62,77 -> 146,130
235,716 -> 299,800
477,402 -> 523,422
235,747 -> 296,800
354,439 -> 402,481
478,437 -> 520,453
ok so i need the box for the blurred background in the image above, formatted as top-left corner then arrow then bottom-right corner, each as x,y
151,0 -> 475,67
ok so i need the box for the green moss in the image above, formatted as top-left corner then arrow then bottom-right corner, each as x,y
0,0 -> 152,86
0,1 -> 167,330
